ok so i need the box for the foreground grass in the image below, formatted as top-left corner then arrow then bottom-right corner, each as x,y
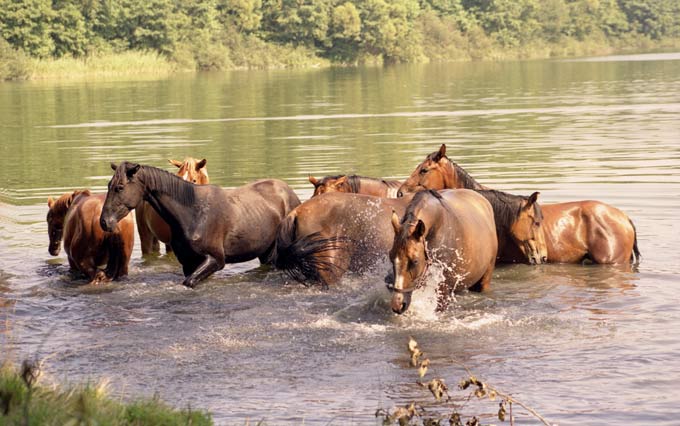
0,361 -> 212,425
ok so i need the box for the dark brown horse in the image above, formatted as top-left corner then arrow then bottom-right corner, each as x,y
136,157 -> 209,255
274,192 -> 414,287
100,162 -> 300,287
398,144 -> 640,265
388,190 -> 497,314
47,190 -> 134,284
309,175 -> 402,198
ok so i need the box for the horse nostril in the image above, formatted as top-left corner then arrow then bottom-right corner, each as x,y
542,256 -> 548,263
100,217 -> 108,231
397,191 -> 403,198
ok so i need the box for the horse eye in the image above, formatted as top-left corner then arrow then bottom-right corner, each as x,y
419,168 -> 428,174
115,185 -> 124,193
534,221 -> 540,227
192,179 -> 197,183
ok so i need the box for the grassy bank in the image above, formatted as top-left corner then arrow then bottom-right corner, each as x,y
0,361 -> 212,425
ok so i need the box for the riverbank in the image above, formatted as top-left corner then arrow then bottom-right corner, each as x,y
0,361 -> 212,425
1,35 -> 679,82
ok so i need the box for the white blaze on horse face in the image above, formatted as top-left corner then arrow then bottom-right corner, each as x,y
393,257 -> 405,290
182,171 -> 189,180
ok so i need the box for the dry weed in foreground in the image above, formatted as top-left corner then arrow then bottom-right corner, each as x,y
376,337 -> 554,426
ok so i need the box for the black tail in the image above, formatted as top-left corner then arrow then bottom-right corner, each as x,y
273,214 -> 350,286
629,219 -> 641,263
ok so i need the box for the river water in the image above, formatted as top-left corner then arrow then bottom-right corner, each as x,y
1,53 -> 679,425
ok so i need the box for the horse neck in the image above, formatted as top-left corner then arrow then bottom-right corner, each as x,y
356,177 -> 389,196
138,168 -> 198,233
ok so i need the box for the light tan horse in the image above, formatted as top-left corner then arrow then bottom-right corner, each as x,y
309,175 -> 402,198
136,158 -> 209,255
398,144 -> 640,265
47,190 -> 134,284
388,189 -> 497,314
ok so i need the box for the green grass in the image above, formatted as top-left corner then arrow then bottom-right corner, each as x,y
0,361 -> 212,426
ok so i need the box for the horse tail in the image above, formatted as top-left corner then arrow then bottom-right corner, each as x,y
273,214 -> 350,286
629,218 -> 641,263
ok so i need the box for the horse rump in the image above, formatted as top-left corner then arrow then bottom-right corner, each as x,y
272,215 -> 350,287
629,218 -> 641,263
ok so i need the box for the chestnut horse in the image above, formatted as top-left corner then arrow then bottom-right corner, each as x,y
136,157 -> 209,255
273,192 -> 413,287
100,162 -> 300,287
388,190 -> 497,314
47,190 -> 134,284
398,144 -> 640,265
309,175 -> 402,198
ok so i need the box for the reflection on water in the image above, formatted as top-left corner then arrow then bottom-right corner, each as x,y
1,54 -> 680,425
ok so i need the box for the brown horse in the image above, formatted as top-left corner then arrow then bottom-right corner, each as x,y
100,162 -> 300,287
309,175 -> 402,198
274,192 -> 414,287
388,189 -> 497,314
398,144 -> 640,265
47,190 -> 134,284
136,157 -> 209,255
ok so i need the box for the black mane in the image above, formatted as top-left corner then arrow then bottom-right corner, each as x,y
320,174 -> 391,193
476,189 -> 542,238
112,163 -> 197,205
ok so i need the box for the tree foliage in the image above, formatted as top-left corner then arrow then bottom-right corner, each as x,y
0,0 -> 678,67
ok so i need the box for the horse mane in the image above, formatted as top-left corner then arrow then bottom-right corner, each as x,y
320,174 -> 386,193
476,190 -> 542,237
50,189 -> 91,216
396,190 -> 443,244
112,163 -> 196,205
140,166 -> 197,205
425,152 -> 484,190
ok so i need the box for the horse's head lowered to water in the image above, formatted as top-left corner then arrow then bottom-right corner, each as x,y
100,162 -> 144,232
47,190 -> 90,255
397,144 -> 484,196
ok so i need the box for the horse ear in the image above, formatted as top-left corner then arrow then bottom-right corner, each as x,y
391,210 -> 401,234
110,162 -> 118,171
335,175 -> 348,186
196,159 -> 207,170
524,191 -> 540,209
413,219 -> 426,240
125,163 -> 141,177
47,196 -> 53,208
309,175 -> 319,186
433,144 -> 446,161
168,159 -> 182,168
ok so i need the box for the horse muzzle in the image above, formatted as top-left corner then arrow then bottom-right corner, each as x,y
100,215 -> 118,232
48,244 -> 61,256
391,292 -> 412,314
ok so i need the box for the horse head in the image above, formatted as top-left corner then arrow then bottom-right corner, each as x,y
309,175 -> 350,197
46,190 -> 90,255
397,144 -> 456,197
100,162 -> 143,232
388,210 -> 429,314
169,157 -> 209,184
510,192 -> 548,264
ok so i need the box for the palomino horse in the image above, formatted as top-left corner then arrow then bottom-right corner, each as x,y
388,189 -> 497,314
47,190 -> 134,284
274,192 -> 414,287
309,175 -> 402,198
100,162 -> 300,288
398,144 -> 640,264
136,157 -> 209,255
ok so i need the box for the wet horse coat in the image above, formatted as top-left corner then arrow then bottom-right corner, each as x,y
398,144 -> 639,265
47,190 -> 134,284
136,157 -> 209,255
309,175 -> 402,198
274,192 -> 413,287
100,162 -> 300,287
388,190 -> 497,314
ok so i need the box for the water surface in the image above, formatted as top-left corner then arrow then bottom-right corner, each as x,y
1,53 -> 679,425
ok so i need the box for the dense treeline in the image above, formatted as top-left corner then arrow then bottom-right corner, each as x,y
1,0 -> 679,76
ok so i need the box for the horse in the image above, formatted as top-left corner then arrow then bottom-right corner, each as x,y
309,174 -> 402,198
136,157 -> 209,255
388,189 -> 497,314
47,190 -> 134,284
476,190 -> 548,265
100,162 -> 300,288
398,144 -> 640,265
273,192 -> 414,287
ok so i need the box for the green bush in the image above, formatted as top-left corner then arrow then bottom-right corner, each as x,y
0,37 -> 29,80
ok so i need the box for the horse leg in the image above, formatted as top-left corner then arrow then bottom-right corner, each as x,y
316,249 -> 349,289
470,259 -> 495,292
182,254 -> 225,288
164,243 -> 173,254
135,207 -> 159,255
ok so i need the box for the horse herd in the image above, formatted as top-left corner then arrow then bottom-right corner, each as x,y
46,145 -> 640,314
